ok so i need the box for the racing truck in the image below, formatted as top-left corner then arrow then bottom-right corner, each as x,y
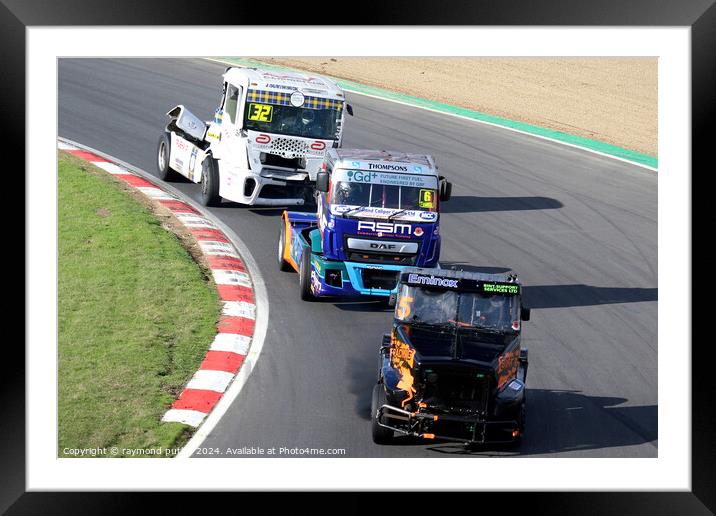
277,149 -> 452,301
156,66 -> 353,206
371,267 -> 531,446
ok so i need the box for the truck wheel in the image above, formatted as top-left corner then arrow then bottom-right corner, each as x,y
371,383 -> 393,444
200,156 -> 221,207
156,132 -> 176,181
277,224 -> 293,272
298,252 -> 316,301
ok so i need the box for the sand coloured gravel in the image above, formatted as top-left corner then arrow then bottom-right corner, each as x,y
256,57 -> 657,157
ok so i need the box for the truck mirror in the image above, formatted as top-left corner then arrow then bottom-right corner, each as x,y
346,104 -> 354,116
316,170 -> 329,192
440,180 -> 452,202
521,307 -> 531,321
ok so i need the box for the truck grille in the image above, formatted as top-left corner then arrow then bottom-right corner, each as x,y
268,138 -> 309,158
360,269 -> 400,291
420,365 -> 491,415
348,252 -> 416,265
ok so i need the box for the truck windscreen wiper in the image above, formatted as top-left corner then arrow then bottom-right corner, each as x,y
387,208 -> 410,222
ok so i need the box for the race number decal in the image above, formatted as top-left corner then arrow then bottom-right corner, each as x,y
396,295 -> 413,320
419,189 -> 435,209
247,103 -> 273,122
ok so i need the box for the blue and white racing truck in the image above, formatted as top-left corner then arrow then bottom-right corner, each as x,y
278,149 -> 452,301
157,66 -> 352,207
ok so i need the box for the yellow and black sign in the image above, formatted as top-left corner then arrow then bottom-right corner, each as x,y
247,103 -> 273,122
418,189 -> 435,209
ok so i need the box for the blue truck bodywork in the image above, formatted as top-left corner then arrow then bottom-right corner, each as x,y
281,209 -> 441,298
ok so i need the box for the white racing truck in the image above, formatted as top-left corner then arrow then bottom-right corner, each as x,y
157,66 -> 353,206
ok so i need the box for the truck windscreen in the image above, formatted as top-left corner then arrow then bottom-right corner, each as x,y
244,102 -> 339,140
333,182 -> 437,211
396,284 -> 518,332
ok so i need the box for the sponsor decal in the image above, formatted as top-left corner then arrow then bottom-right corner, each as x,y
347,238 -> 418,254
345,170 -> 378,183
331,205 -> 355,214
357,220 -> 413,236
508,379 -> 523,391
255,134 -> 271,144
290,91 -> 305,107
310,270 -> 322,294
265,83 -> 298,91
407,273 -> 459,288
331,205 -> 437,223
368,163 -> 408,172
310,141 -> 326,151
262,72 -> 325,85
413,227 -> 424,237
337,168 -> 436,188
175,138 -> 189,151
390,332 -> 417,407
482,282 -> 520,294
413,166 -> 423,172
188,147 -> 198,181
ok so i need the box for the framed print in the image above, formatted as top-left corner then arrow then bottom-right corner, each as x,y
7,0 -> 710,512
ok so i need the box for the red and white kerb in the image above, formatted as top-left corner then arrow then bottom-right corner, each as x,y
58,141 -> 257,428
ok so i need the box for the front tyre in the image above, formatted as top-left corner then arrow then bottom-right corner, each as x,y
371,383 -> 393,444
200,156 -> 221,207
298,251 -> 316,301
156,132 -> 176,181
277,223 -> 293,272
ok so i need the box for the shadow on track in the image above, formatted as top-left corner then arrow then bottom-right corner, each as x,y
423,389 -> 657,456
332,299 -> 394,313
523,285 -> 657,309
440,195 -> 563,214
440,262 -> 513,275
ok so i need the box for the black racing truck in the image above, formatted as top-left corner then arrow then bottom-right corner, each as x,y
371,267 -> 531,446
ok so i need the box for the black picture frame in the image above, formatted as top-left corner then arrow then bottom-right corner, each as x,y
7,0 -> 709,513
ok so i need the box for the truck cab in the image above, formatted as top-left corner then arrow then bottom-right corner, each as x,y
371,267 -> 531,446
157,66 -> 351,206
278,149 -> 452,300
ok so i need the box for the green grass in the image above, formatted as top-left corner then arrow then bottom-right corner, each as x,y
58,153 -> 221,457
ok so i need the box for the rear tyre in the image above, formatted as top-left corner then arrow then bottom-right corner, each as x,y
371,383 -> 393,444
156,132 -> 176,181
277,223 -> 293,272
200,156 -> 221,207
298,251 -> 316,301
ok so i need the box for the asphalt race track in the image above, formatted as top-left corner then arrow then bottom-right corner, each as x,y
59,58 -> 657,457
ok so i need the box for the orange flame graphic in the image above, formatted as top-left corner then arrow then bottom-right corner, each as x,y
390,331 -> 416,407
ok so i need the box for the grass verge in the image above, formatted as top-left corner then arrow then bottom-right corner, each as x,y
58,152 -> 221,457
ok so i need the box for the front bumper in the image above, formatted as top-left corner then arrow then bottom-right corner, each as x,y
311,259 -> 405,298
376,404 -> 521,445
220,166 -> 314,206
